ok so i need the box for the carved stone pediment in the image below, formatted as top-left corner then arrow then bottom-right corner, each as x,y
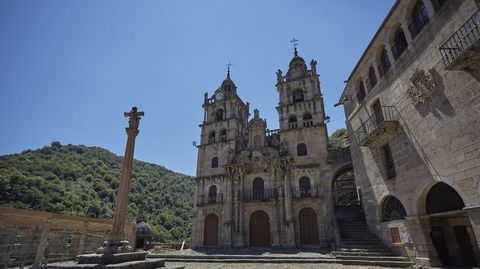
407,69 -> 436,106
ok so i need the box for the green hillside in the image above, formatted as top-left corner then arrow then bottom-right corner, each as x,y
0,142 -> 194,243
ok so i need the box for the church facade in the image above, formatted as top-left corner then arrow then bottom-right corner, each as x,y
191,50 -> 350,248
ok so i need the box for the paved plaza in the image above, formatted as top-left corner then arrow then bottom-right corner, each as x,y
165,262 -> 406,269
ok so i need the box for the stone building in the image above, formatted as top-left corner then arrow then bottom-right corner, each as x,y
339,0 -> 480,267
191,50 -> 353,248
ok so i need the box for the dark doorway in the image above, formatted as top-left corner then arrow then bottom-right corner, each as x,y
203,214 -> 218,246
454,225 -> 477,266
135,238 -> 145,249
332,168 -> 358,207
299,208 -> 320,245
430,226 -> 451,266
249,210 -> 271,247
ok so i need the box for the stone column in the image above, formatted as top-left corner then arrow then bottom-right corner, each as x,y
223,170 -> 233,246
103,107 -> 144,254
405,215 -> 441,267
32,219 -> 53,269
281,159 -> 295,247
76,222 -> 89,256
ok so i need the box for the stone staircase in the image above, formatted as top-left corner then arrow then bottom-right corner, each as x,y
333,205 -> 414,267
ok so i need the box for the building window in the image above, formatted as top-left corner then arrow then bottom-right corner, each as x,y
426,182 -> 465,214
297,143 -> 308,156
391,28 -> 408,60
356,81 -> 366,103
208,131 -> 216,143
409,0 -> 429,39
211,157 -> 219,168
431,0 -> 445,11
288,115 -> 298,129
378,48 -> 391,77
303,113 -> 313,127
253,177 -> 264,200
382,196 -> 407,222
292,89 -> 304,103
220,129 -> 227,142
215,109 -> 224,121
366,66 -> 377,90
390,227 -> 401,244
208,185 -> 217,203
382,143 -> 396,179
299,177 -> 311,197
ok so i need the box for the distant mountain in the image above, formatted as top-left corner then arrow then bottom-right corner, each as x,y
0,142 -> 194,243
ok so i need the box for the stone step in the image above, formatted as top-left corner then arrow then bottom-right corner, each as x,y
159,266 -> 185,269
332,251 -> 392,257
341,239 -> 383,244
339,244 -> 389,249
161,257 -> 414,267
46,258 -> 167,269
334,255 -> 410,262
337,247 -> 391,252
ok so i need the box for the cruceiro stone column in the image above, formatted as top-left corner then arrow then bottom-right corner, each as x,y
100,106 -> 144,254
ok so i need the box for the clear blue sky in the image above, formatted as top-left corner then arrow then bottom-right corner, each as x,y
0,0 -> 395,176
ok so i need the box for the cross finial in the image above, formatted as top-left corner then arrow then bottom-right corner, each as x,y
290,38 -> 299,56
124,106 -> 144,132
226,62 -> 233,79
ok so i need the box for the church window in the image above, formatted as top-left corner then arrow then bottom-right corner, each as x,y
292,89 -> 304,103
208,131 -> 216,143
366,66 -> 377,90
288,115 -> 298,129
409,0 -> 429,39
253,135 -> 261,150
391,27 -> 408,60
253,177 -> 264,200
382,196 -> 407,222
208,185 -> 217,203
299,177 -> 311,197
220,129 -> 227,142
211,157 -> 219,168
356,81 -> 366,103
382,143 -> 396,179
302,113 -> 313,127
216,109 -> 224,121
378,48 -> 391,77
297,143 -> 308,156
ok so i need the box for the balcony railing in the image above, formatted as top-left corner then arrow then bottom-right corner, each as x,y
238,188 -> 278,202
266,128 -> 280,137
439,9 -> 480,69
196,194 -> 224,206
292,186 -> 318,198
355,106 -> 398,146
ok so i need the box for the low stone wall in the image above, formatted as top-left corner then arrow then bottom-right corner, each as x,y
0,207 -> 136,268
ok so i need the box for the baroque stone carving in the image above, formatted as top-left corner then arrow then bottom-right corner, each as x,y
407,69 -> 436,106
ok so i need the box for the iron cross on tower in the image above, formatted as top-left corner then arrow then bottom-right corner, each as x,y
290,38 -> 299,55
226,62 -> 233,78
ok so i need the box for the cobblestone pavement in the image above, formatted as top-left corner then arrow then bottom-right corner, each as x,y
165,262 -> 406,269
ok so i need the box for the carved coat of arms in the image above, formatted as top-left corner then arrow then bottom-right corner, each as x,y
407,69 -> 436,106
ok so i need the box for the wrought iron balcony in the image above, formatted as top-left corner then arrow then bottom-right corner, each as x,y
355,106 -> 399,147
292,186 -> 319,198
196,194 -> 224,206
440,9 -> 480,70
238,188 -> 278,202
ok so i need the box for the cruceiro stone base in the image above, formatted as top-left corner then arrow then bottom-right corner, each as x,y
47,251 -> 184,269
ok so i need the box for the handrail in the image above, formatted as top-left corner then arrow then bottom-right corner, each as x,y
238,188 -> 278,202
355,106 -> 397,143
439,9 -> 480,67
196,194 -> 224,206
292,186 -> 318,198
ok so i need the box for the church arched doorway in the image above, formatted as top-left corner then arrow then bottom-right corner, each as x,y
299,208 -> 319,245
332,167 -> 359,207
203,214 -> 218,246
249,210 -> 271,247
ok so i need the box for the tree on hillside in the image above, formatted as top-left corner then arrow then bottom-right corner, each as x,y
328,128 -> 349,150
